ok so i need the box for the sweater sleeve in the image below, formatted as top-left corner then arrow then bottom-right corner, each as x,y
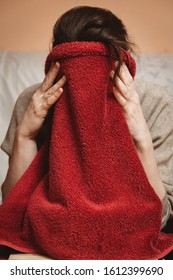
150,98 -> 173,228
1,84 -> 40,156
136,80 -> 173,228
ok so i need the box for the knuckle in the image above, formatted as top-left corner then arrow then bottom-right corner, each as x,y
33,107 -> 40,117
123,87 -> 129,95
43,76 -> 48,85
46,98 -> 53,106
115,76 -> 120,86
121,99 -> 127,108
46,89 -> 54,96
34,106 -> 47,117
54,89 -> 62,98
42,76 -> 53,88
31,100 -> 43,116
126,78 -> 133,88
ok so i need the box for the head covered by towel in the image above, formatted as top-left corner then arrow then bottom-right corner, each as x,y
0,6 -> 173,259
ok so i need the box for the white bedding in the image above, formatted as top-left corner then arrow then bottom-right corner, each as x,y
0,51 -> 173,200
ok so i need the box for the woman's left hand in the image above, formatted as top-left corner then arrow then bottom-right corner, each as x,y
110,63 -> 152,150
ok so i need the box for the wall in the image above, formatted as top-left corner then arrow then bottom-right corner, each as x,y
0,0 -> 173,53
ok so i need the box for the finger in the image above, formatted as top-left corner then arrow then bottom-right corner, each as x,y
112,87 -> 127,108
41,62 -> 60,92
46,87 -> 63,107
114,76 -> 129,99
110,70 -> 115,80
118,63 -> 133,88
46,75 -> 66,97
110,70 -> 128,98
42,75 -> 66,109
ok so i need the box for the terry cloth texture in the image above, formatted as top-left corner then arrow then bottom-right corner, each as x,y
2,81 -> 173,229
0,42 -> 173,259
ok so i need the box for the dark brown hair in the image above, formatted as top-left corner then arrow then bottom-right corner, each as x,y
52,6 -> 136,76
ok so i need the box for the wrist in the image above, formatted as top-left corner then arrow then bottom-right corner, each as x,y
15,126 -> 37,144
15,123 -> 38,141
134,133 -> 153,154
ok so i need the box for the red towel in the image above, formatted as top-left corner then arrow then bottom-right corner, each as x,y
0,42 -> 173,259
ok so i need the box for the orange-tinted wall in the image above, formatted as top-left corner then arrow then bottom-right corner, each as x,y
0,0 -> 172,53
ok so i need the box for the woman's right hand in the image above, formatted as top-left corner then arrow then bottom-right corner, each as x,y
17,62 -> 66,140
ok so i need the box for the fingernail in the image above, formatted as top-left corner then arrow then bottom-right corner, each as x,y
62,75 -> 66,81
110,70 -> 114,77
55,62 -> 60,68
58,87 -> 63,93
55,87 -> 63,96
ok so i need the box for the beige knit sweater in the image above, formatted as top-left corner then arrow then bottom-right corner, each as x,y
1,79 -> 173,228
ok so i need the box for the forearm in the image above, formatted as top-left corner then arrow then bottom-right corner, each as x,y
2,128 -> 38,199
136,135 -> 166,201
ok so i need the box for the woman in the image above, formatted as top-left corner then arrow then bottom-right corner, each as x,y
1,6 -> 173,259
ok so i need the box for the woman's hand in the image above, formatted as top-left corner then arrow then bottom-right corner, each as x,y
110,63 -> 166,202
2,62 -> 66,198
17,62 -> 66,140
110,63 -> 152,150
